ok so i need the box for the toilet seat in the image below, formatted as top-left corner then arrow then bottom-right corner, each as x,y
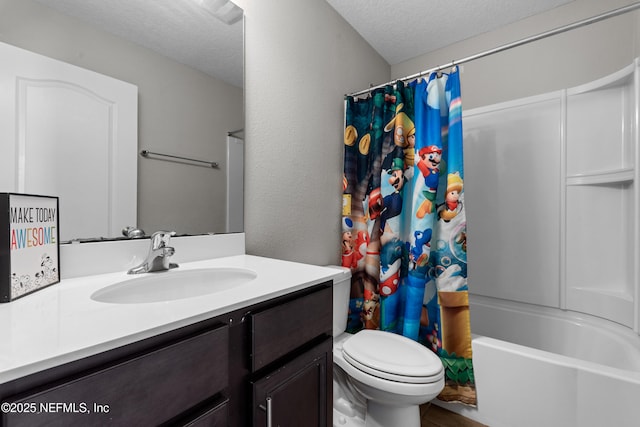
341,330 -> 443,384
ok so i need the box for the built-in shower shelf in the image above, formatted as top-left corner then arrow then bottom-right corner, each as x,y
566,168 -> 635,186
563,58 -> 638,330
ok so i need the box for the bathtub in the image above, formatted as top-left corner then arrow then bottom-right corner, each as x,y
435,294 -> 640,427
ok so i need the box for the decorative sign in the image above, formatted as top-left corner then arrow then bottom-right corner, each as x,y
0,193 -> 60,302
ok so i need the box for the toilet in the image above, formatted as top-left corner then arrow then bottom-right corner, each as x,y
329,267 -> 444,427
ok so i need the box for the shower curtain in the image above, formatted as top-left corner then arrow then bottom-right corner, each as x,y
341,68 -> 475,405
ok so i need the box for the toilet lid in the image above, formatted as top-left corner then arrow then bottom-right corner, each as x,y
341,330 -> 443,384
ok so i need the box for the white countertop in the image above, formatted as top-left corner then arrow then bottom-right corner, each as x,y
0,254 -> 342,385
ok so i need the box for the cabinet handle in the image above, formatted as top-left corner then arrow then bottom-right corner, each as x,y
266,397 -> 272,427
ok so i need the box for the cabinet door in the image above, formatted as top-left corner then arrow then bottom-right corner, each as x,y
252,337 -> 332,427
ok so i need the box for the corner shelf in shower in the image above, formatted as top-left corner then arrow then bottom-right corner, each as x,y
566,167 -> 635,186
563,58 -> 638,330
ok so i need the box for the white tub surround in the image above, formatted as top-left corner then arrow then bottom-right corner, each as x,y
0,241 -> 342,384
451,60 -> 640,427
464,59 -> 639,329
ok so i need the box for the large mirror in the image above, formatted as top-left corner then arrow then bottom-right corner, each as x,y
0,0 -> 244,242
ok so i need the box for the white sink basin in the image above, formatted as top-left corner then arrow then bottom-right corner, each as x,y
90,267 -> 257,304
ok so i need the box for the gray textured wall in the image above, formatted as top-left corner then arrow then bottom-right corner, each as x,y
241,0 -> 390,265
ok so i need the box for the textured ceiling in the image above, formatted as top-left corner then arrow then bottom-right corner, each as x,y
326,0 -> 574,65
35,0 -> 244,88
32,0 -> 575,89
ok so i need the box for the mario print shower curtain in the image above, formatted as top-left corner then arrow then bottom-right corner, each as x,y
341,68 -> 475,405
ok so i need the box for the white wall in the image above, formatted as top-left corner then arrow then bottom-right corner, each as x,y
0,0 -> 243,236
240,0 -> 390,265
392,0 -> 640,109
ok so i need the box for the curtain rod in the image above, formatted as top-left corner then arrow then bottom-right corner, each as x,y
347,1 -> 640,97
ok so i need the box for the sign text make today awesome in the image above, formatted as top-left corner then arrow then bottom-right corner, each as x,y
10,206 -> 57,250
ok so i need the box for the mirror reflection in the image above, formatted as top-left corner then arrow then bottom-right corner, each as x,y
0,0 -> 244,242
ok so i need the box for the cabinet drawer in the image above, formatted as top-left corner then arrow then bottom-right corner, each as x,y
3,323 -> 229,427
251,284 -> 332,372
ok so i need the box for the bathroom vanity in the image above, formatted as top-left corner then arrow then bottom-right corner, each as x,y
0,240 -> 339,427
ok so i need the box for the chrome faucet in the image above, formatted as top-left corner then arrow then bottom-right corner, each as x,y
127,231 -> 179,274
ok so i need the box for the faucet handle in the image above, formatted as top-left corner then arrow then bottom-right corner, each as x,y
150,231 -> 176,249
122,226 -> 146,238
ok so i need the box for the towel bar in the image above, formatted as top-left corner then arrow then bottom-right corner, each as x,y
140,150 -> 218,168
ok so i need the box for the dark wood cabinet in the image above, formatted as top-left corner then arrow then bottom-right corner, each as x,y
252,337 -> 332,427
0,281 -> 333,427
165,396 -> 229,427
2,323 -> 229,427
249,285 -> 332,427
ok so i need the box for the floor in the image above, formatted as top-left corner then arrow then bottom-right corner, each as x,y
420,403 -> 487,427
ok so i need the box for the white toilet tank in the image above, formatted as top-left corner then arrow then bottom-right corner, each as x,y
327,266 -> 351,337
